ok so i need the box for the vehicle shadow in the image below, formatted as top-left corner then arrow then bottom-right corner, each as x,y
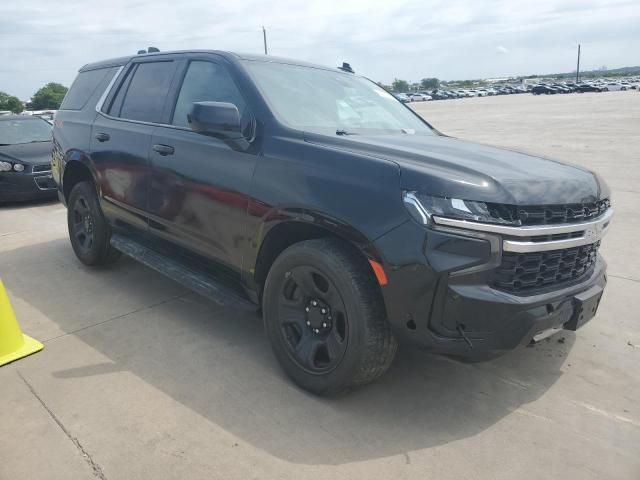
3,238 -> 573,465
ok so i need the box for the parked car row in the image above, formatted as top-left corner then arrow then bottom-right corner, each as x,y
531,80 -> 639,95
393,77 -> 640,102
20,110 -> 57,124
394,85 -> 530,102
0,110 -> 57,124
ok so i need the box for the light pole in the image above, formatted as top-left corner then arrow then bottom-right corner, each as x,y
576,44 -> 581,83
262,26 -> 268,55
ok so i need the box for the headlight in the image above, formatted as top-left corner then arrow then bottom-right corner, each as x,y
403,192 -> 520,226
13,163 -> 25,172
0,161 -> 12,172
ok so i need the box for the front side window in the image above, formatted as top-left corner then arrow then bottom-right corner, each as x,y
113,61 -> 175,123
0,118 -> 51,145
172,61 -> 248,130
243,61 -> 434,136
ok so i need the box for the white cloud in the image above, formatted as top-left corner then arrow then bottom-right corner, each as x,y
1,0 -> 639,99
496,45 -> 509,54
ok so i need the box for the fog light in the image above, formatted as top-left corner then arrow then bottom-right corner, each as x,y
13,163 -> 25,172
0,161 -> 12,172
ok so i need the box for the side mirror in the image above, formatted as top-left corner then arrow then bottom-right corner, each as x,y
188,101 -> 252,151
188,101 -> 243,139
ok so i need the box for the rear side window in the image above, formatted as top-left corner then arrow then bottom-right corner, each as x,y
60,67 -> 117,110
112,61 -> 175,123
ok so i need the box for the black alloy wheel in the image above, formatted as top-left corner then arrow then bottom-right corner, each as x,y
71,193 -> 95,255
277,265 -> 349,373
67,181 -> 120,266
263,238 -> 397,395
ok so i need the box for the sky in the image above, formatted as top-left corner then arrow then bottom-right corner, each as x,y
1,0 -> 639,100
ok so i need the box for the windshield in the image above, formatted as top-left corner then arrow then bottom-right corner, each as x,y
243,61 -> 434,136
0,117 -> 52,145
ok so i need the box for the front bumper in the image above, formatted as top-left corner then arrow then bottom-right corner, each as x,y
428,258 -> 606,358
373,218 -> 609,360
0,171 -> 57,202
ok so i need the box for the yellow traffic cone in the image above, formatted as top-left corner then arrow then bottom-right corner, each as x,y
0,279 -> 43,366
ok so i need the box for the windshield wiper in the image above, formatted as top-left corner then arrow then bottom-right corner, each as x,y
335,129 -> 356,136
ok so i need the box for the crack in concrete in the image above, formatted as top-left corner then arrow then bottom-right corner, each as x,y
17,370 -> 107,480
43,292 -> 191,343
608,274 -> 640,284
0,231 -> 25,238
572,400 -> 640,428
610,188 -> 640,195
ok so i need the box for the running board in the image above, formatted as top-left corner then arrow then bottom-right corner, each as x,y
110,234 -> 257,312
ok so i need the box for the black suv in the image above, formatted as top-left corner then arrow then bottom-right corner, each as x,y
52,50 -> 612,394
531,85 -> 557,95
576,84 -> 603,93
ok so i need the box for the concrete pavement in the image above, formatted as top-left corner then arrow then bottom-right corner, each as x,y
1,91 -> 639,479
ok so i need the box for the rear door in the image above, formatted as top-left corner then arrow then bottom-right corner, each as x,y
91,58 -> 178,233
147,56 -> 258,269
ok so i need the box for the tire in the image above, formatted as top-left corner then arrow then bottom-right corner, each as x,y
263,238 -> 397,395
67,181 -> 120,267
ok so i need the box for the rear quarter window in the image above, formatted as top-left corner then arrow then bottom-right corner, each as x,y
60,67 -> 118,111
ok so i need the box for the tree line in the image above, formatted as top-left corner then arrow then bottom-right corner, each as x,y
377,78 -> 441,93
0,83 -> 68,113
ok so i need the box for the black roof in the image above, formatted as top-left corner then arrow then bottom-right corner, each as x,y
233,52 -> 339,72
80,55 -> 136,72
79,50 -> 342,74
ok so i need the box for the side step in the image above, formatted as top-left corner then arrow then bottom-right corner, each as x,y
110,234 -> 258,312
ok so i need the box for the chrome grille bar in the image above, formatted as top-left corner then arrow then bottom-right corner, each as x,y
433,208 -> 613,253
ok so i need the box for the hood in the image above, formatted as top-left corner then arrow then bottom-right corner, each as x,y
0,141 -> 52,166
304,132 -> 607,205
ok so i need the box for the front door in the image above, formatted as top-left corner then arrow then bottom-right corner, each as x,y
147,58 -> 258,269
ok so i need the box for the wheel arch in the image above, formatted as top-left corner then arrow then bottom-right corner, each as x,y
250,213 -> 387,301
62,159 -> 97,203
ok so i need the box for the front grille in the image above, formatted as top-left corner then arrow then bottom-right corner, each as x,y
33,175 -> 56,190
487,199 -> 610,226
493,241 -> 600,293
32,163 -> 51,173
528,231 -> 584,243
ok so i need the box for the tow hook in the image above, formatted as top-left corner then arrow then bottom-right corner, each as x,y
457,324 -> 474,349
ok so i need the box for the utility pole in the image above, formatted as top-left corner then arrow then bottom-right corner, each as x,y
576,43 -> 581,83
262,26 -> 268,55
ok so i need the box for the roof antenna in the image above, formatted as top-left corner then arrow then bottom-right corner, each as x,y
147,47 -> 160,53
338,62 -> 354,73
137,49 -> 146,54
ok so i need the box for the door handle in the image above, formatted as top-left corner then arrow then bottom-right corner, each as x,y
94,132 -> 110,142
152,144 -> 175,156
